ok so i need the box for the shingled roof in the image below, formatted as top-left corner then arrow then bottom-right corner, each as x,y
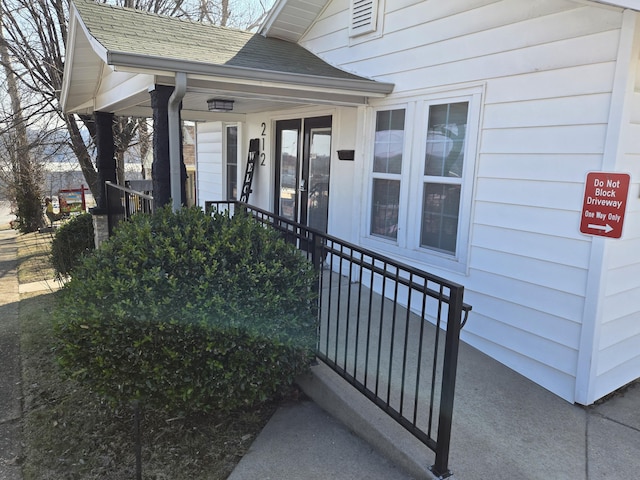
73,0 -> 371,82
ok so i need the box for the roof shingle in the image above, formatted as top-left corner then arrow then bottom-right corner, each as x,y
73,0 -> 368,80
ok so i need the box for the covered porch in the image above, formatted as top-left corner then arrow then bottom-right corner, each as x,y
61,0 -> 393,226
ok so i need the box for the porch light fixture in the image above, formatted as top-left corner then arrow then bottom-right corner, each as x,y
207,98 -> 234,112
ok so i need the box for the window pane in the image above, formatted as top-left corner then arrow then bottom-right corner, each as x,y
279,129 -> 299,221
371,179 -> 400,240
421,183 -> 461,254
374,109 -> 405,174
226,126 -> 238,200
307,128 -> 331,232
424,102 -> 468,178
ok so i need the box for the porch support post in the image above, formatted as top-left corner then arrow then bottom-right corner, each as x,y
92,111 -> 116,248
150,85 -> 173,209
150,84 -> 187,210
94,111 -> 116,211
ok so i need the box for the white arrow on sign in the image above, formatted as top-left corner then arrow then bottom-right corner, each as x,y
588,223 -> 613,233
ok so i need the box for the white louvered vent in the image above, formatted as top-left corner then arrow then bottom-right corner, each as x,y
350,0 -> 378,37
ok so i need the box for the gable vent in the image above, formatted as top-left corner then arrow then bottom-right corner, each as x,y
350,0 -> 378,37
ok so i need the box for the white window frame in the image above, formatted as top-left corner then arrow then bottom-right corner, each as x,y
363,88 -> 482,274
369,106 -> 409,242
223,123 -> 239,201
365,101 -> 415,248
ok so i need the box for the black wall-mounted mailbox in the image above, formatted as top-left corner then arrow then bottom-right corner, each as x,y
337,149 -> 355,161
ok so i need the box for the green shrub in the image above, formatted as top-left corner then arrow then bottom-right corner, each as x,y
50,213 -> 95,279
54,206 -> 317,414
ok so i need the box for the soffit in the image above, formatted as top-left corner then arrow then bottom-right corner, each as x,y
261,0 -> 330,42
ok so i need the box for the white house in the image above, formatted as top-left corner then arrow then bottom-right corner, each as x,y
61,0 -> 640,405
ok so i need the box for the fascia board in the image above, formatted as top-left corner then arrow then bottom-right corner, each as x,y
60,2 -> 110,113
73,7 -> 109,62
259,0 -> 288,36
106,51 -> 395,97
185,78 -> 369,105
60,6 -> 79,112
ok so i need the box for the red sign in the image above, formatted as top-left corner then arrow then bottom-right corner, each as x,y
580,172 -> 630,239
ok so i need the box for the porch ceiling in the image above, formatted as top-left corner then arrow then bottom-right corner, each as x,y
61,0 -> 393,121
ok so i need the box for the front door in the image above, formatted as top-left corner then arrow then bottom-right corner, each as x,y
275,116 -> 332,232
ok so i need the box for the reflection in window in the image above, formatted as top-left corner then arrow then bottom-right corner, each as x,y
307,129 -> 331,232
424,103 -> 467,177
421,102 -> 468,254
421,183 -> 461,253
371,179 -> 400,240
279,129 -> 299,221
374,109 -> 405,174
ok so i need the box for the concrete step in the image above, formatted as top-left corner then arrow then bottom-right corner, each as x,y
297,362 -> 439,480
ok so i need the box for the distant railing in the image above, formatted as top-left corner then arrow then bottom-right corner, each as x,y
205,200 -> 471,478
105,182 -> 153,236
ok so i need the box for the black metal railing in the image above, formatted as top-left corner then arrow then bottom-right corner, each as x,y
105,182 -> 154,236
205,200 -> 471,478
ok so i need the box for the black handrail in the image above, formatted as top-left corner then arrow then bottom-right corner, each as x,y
205,200 -> 471,477
105,182 -> 153,236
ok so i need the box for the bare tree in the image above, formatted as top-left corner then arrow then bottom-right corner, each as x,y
194,0 -> 273,28
0,4 -> 44,231
0,0 -> 274,204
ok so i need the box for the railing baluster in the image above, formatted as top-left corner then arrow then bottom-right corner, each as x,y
364,254 -> 375,392
414,280 -> 428,427
428,283 -> 445,439
386,266 -> 400,407
374,261 -> 387,399
399,272 -> 413,418
353,252 -> 364,382
341,246 -> 352,371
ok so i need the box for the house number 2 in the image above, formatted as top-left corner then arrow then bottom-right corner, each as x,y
260,122 -> 267,166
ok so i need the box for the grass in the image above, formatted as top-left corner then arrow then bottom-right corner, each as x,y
15,228 -> 283,479
16,229 -> 56,283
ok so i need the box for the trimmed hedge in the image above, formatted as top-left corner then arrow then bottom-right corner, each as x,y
50,213 -> 95,279
54,206 -> 317,413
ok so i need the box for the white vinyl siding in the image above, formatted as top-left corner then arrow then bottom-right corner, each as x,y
301,0 -> 627,403
196,122 -> 224,207
595,83 -> 640,399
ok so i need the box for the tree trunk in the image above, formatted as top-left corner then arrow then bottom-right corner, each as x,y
1,5 -> 43,231
220,0 -> 229,26
65,114 -> 99,196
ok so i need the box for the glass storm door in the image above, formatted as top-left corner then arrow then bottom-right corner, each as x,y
275,116 -> 332,232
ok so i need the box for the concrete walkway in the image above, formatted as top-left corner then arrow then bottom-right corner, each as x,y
0,222 -> 23,480
0,204 -> 61,480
